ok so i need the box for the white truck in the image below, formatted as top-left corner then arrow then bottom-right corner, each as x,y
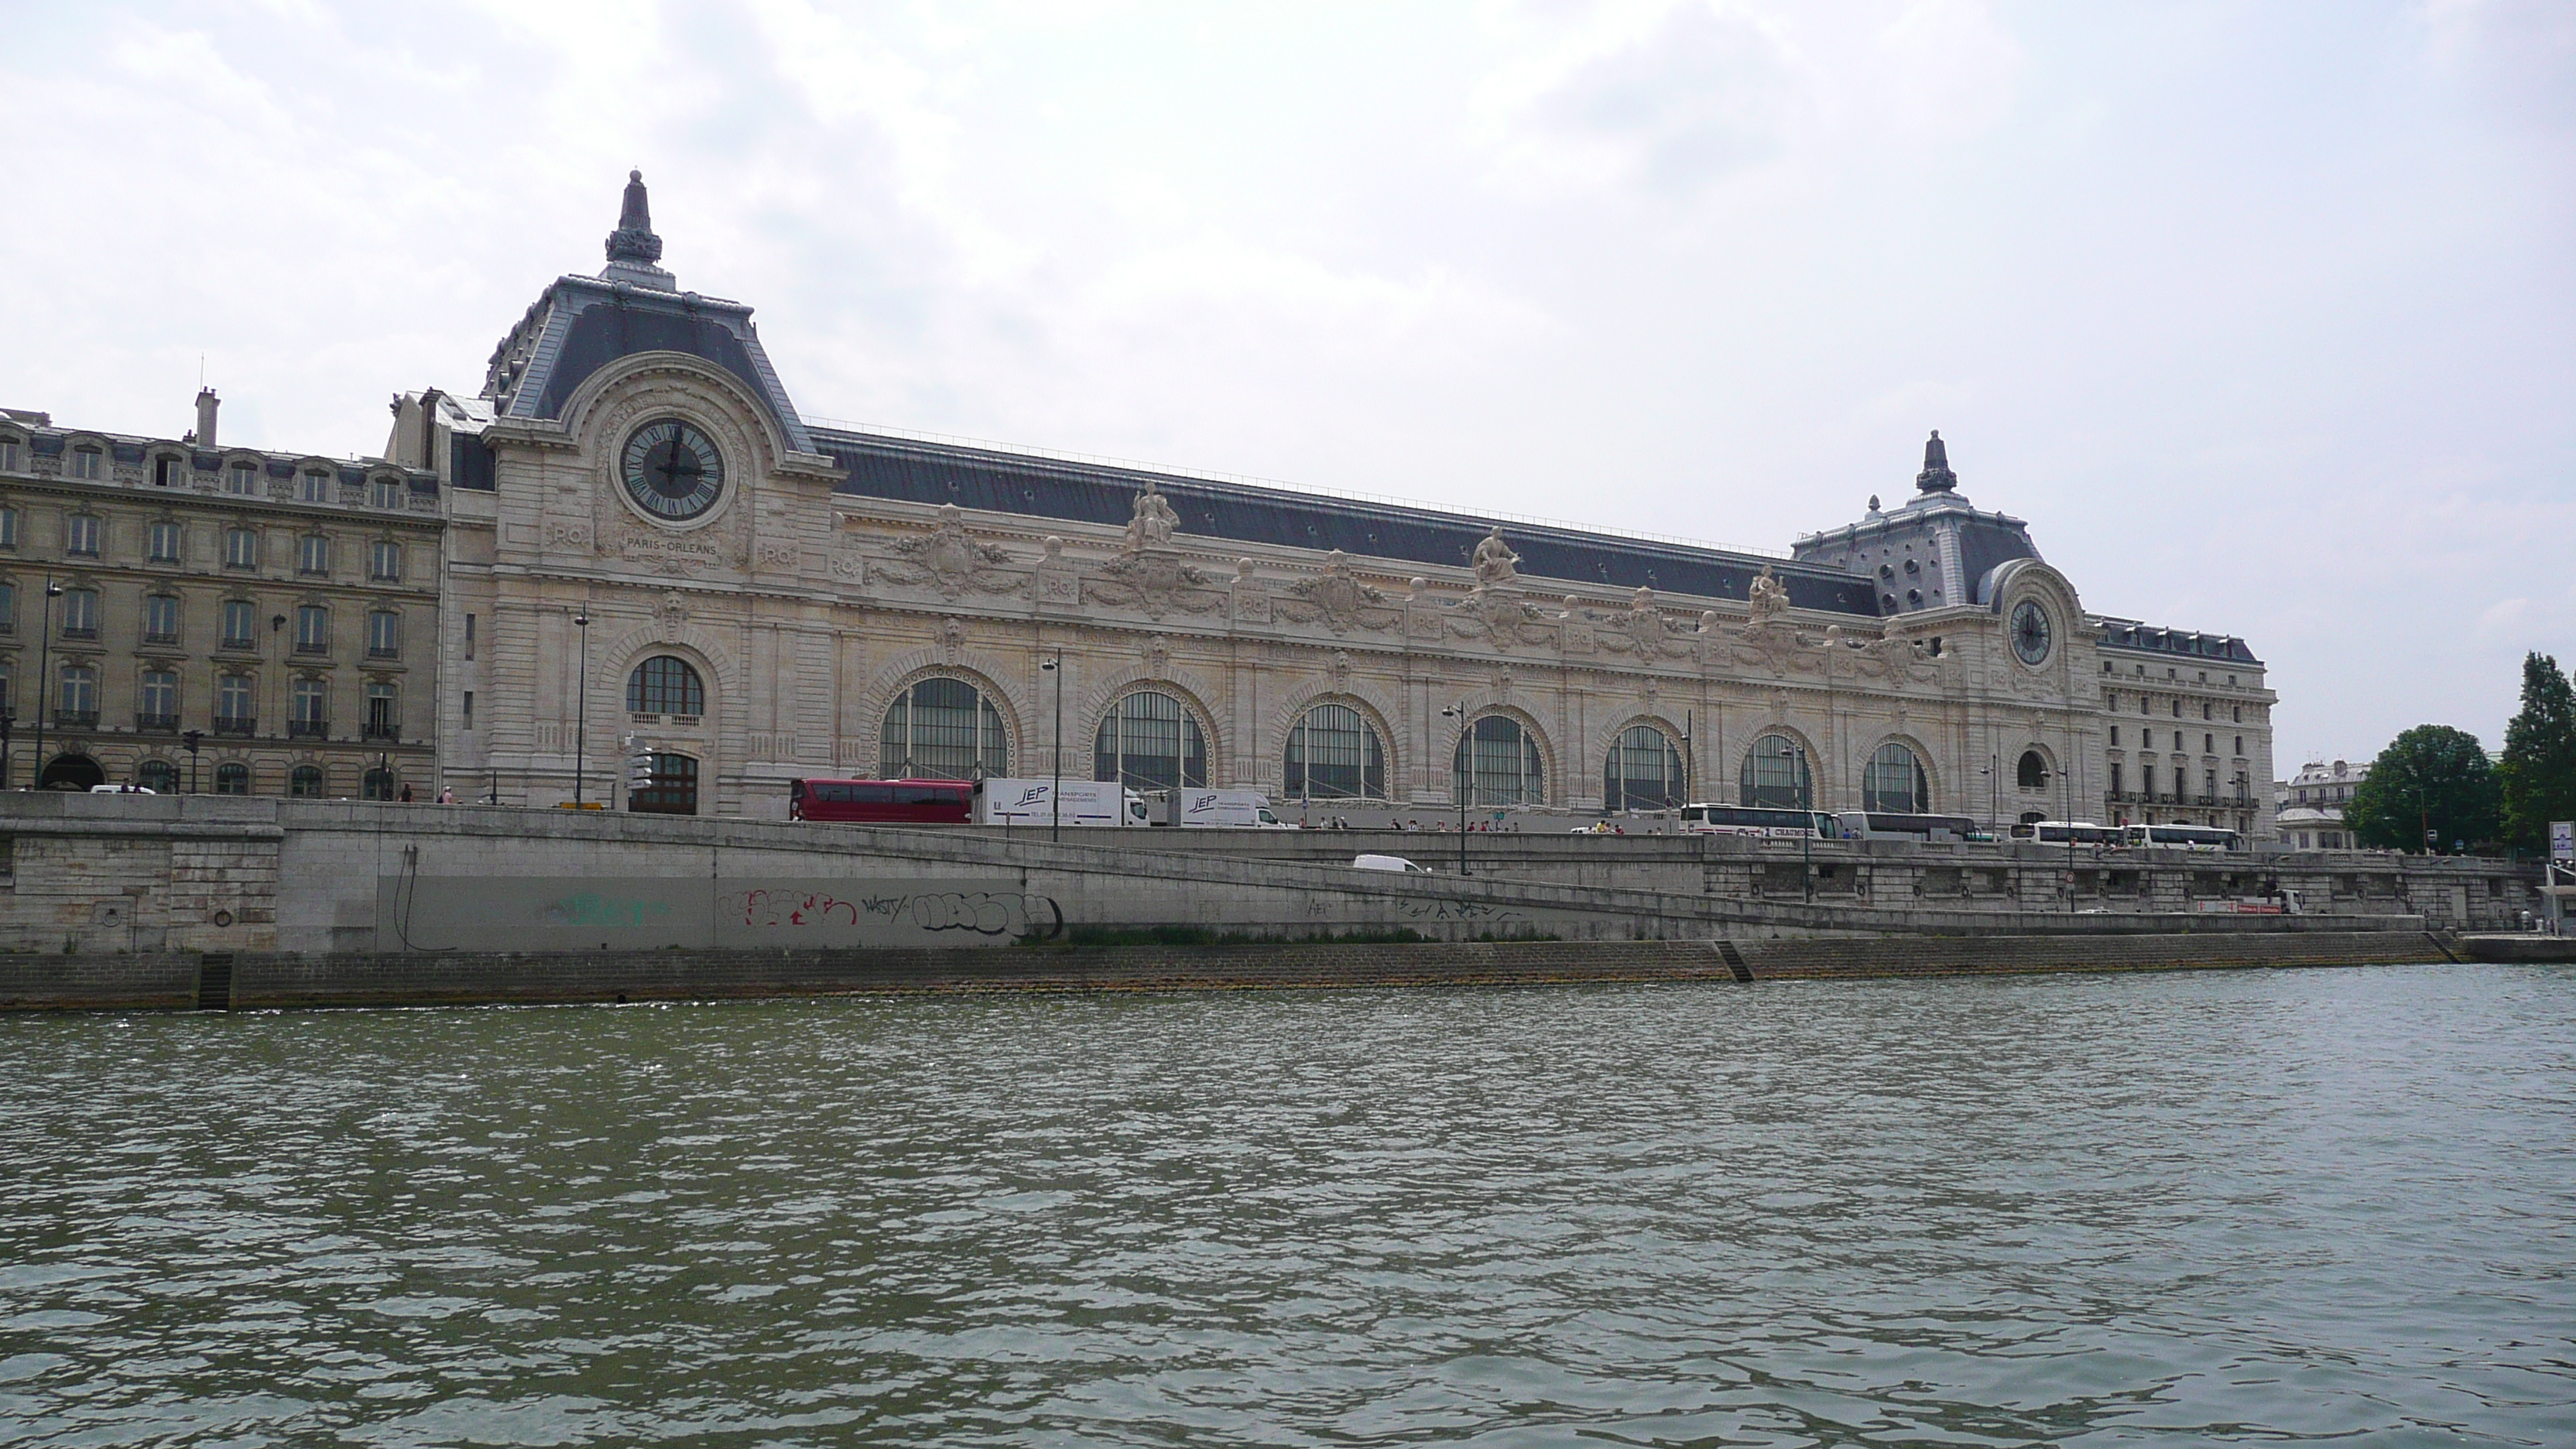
1151,789 -> 1294,829
971,777 -> 1150,828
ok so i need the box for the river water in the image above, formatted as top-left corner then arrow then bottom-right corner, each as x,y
2,964 -> 2571,1447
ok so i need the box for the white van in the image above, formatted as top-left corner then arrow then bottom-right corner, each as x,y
1351,854 -> 1429,873
1152,789 -> 1293,828
971,778 -> 1150,827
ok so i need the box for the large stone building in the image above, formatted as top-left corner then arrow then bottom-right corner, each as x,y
9,173 -> 2278,838
0,398 -> 443,798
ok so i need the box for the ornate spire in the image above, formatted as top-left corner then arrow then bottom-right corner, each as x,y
1915,429 -> 1958,494
601,170 -> 677,289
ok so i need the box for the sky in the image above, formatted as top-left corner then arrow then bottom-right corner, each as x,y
2,0 -> 2569,774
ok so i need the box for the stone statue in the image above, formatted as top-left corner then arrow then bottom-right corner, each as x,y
1124,481 -> 1180,551
1471,528 -> 1519,586
1916,429 -> 1957,494
1747,564 -> 1790,623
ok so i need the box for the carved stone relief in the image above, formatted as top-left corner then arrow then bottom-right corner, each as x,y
1276,551 -> 1399,635
878,504 -> 1021,599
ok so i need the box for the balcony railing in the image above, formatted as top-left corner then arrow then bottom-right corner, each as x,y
142,632 -> 178,646
292,642 -> 328,656
135,712 -> 178,733
53,709 -> 98,729
361,721 -> 400,742
214,716 -> 255,737
59,626 -> 95,641
366,646 -> 399,659
286,719 -> 330,739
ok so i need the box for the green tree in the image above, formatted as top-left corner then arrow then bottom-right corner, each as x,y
2346,725 -> 2500,852
2499,652 -> 2576,852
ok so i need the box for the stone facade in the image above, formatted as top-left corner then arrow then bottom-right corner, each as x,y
0,404 -> 443,798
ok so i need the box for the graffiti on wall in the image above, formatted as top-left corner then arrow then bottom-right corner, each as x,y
734,887 -> 1063,940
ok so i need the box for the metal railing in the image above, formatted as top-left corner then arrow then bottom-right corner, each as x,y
135,712 -> 178,732
286,719 -> 329,739
213,716 -> 255,737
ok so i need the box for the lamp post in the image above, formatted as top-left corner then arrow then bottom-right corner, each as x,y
571,612 -> 590,806
1440,704 -> 1469,876
31,580 -> 60,790
181,729 -> 204,795
0,711 -> 13,793
1792,740 -> 1814,902
1987,752 -> 1999,836
1040,649 -> 1063,842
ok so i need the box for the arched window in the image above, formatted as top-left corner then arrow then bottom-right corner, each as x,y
289,765 -> 327,798
881,677 -> 1009,779
1739,733 -> 1810,809
2017,750 -> 2047,789
1604,724 -> 1686,811
137,759 -> 178,793
362,768 -> 396,801
627,656 -> 705,718
1285,702 -> 1385,800
1863,742 -> 1928,814
214,762 -> 250,796
1095,690 -> 1206,790
1454,714 -> 1544,805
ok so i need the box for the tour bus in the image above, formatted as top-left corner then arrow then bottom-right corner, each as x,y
1834,812 -> 1988,844
1673,803 -> 1840,839
2119,823 -> 2244,852
2008,819 -> 2119,845
788,778 -> 973,824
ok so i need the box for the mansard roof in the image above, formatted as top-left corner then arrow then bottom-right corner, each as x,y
814,427 -> 1885,615
2095,616 -> 2263,666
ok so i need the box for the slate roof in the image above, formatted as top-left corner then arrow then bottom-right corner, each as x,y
814,427 -> 1885,615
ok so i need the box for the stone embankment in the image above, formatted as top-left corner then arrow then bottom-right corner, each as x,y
0,794 -> 2537,1012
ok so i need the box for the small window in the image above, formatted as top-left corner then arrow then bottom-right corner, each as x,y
463,613 -> 475,660
293,605 -> 329,653
214,762 -> 250,796
221,599 -> 255,648
366,609 -> 399,658
149,521 -> 182,563
0,507 -> 18,547
290,765 -> 327,798
227,464 -> 257,495
296,534 -> 330,576
2109,725 -> 2119,746
139,670 -> 177,721
153,454 -> 181,486
463,689 -> 474,731
362,767 -> 397,801
224,527 -> 259,569
65,514 -> 100,557
2202,702 -> 2212,721
216,673 -> 253,724
369,540 -> 401,581
2234,735 -> 2243,755
142,594 -> 180,644
370,477 -> 402,509
71,447 -> 102,481
2170,699 -> 2181,718
0,437 -> 19,471
60,587 -> 98,638
137,759 -> 178,793
301,471 -> 331,503
2232,705 -> 2242,723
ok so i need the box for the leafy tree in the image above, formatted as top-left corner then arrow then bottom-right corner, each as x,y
2499,652 -> 2576,853
2346,725 -> 2500,853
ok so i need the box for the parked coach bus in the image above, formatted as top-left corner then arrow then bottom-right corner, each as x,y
2119,823 -> 2243,852
1834,812 -> 1988,844
788,778 -> 973,824
1673,803 -> 1839,839
2008,820 -> 2119,845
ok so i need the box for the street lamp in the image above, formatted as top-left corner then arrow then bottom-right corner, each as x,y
1440,704 -> 1470,876
181,729 -> 204,795
31,580 -> 60,790
571,612 -> 590,806
1040,649 -> 1064,842
1791,740 -> 1814,902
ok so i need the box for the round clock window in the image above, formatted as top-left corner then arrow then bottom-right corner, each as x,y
621,420 -> 725,522
2010,599 -> 2053,666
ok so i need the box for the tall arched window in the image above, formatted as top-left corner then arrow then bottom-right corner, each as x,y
1454,714 -> 1544,805
1604,724 -> 1686,811
1863,742 -> 1929,814
137,759 -> 178,793
1739,733 -> 1810,809
1095,690 -> 1207,790
1284,702 -> 1385,800
881,677 -> 1010,779
2017,750 -> 2047,789
214,762 -> 250,796
627,656 -> 705,718
289,766 -> 327,798
363,768 -> 396,801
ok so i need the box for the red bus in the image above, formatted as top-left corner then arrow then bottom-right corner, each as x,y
788,778 -> 973,824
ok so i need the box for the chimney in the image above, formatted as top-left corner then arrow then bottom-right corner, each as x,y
194,389 -> 220,450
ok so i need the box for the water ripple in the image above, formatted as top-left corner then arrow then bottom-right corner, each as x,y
2,965 -> 2572,1445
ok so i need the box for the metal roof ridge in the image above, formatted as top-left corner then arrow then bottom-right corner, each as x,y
807,417 -> 1794,564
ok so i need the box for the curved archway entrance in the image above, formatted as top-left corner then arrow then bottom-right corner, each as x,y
40,754 -> 104,791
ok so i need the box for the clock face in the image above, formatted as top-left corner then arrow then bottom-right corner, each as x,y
621,419 -> 725,522
2011,599 -> 2053,666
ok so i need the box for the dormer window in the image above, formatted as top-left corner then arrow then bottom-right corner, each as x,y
153,454 -> 183,486
71,447 -> 102,481
370,477 -> 402,509
227,463 -> 257,495
301,471 -> 331,503
0,437 -> 19,471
